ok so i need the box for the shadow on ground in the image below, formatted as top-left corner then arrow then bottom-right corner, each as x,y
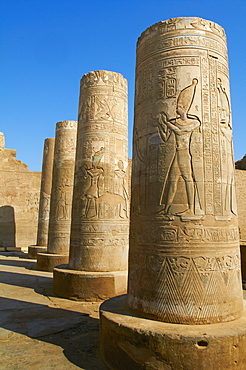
0,297 -> 106,369
0,253 -> 107,369
0,252 -> 36,270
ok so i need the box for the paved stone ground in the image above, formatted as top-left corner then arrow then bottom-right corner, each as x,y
0,252 -> 107,370
1,252 -> 246,370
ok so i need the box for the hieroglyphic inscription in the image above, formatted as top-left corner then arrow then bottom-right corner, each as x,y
209,56 -> 222,216
47,121 -> 77,255
69,71 -> 129,272
201,56 -> 213,214
138,36 -> 227,65
131,223 -> 239,245
128,17 -> 242,325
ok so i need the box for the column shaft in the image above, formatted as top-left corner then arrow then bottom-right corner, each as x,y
127,17 -> 243,324
36,138 -> 55,246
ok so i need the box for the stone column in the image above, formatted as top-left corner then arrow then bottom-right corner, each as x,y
37,121 -> 77,271
100,18 -> 246,369
28,138 -> 55,259
53,70 -> 129,300
0,132 -> 5,149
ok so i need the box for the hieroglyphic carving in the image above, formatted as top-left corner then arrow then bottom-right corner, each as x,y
25,192 -> 39,221
114,160 -> 129,218
217,78 -> 237,219
201,57 -> 213,215
39,191 -> 50,221
155,78 -> 204,220
81,149 -> 104,218
69,70 -> 129,272
36,138 -> 55,246
0,133 -> 41,248
47,121 -> 77,255
128,17 -> 243,325
131,222 -> 239,245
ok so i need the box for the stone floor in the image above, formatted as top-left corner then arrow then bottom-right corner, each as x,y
1,252 -> 246,370
0,252 -> 107,370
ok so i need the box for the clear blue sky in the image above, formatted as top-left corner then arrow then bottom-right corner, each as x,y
1,0 -> 245,171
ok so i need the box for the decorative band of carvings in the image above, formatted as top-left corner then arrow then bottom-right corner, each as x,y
138,18 -> 226,45
128,252 -> 242,323
71,236 -> 129,247
131,224 -> 239,244
56,121 -> 77,130
81,70 -> 127,89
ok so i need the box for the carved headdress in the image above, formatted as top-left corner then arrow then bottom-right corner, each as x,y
92,147 -> 104,167
177,78 -> 198,113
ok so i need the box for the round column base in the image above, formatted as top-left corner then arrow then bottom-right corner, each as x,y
100,295 -> 246,370
28,245 -> 47,259
53,264 -> 127,301
37,253 -> 69,272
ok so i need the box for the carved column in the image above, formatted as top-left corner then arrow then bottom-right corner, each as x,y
53,70 -> 129,300
37,121 -> 77,271
0,132 -> 5,149
28,138 -> 55,259
100,18 -> 246,370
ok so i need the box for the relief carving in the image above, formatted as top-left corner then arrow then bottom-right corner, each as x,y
128,18 -> 242,325
39,191 -> 50,221
81,148 -> 104,218
114,160 -> 129,218
69,70 -> 129,273
47,121 -> 77,254
155,78 -> 204,220
80,151 -> 129,220
217,78 -> 237,219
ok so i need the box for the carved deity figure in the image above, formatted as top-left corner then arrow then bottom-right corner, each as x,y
81,148 -> 104,218
156,78 -> 203,220
55,190 -> 67,220
217,78 -> 237,218
40,191 -> 50,221
114,160 -> 129,218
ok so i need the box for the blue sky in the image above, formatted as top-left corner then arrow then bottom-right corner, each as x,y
1,0 -> 245,171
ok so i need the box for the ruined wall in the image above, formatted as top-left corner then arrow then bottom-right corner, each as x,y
236,169 -> 246,245
0,133 -> 41,249
235,169 -> 246,282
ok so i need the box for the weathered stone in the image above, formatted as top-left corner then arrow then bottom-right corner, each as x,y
28,138 -> 55,259
0,132 -> 41,249
100,295 -> 246,370
28,245 -> 47,259
37,138 -> 55,246
53,70 -> 129,300
235,155 -> 246,170
236,169 -> 246,246
235,169 -> 246,284
53,264 -> 127,301
37,121 -> 77,271
100,17 -> 246,369
127,17 -> 243,325
37,253 -> 69,272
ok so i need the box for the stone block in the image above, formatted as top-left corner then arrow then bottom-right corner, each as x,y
37,253 -> 69,272
53,264 -> 127,301
100,295 -> 246,370
28,245 -> 47,259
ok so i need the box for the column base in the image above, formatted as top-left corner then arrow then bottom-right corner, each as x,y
53,264 -> 127,301
28,245 -> 47,259
100,295 -> 246,370
1,247 -> 22,252
37,253 -> 69,272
